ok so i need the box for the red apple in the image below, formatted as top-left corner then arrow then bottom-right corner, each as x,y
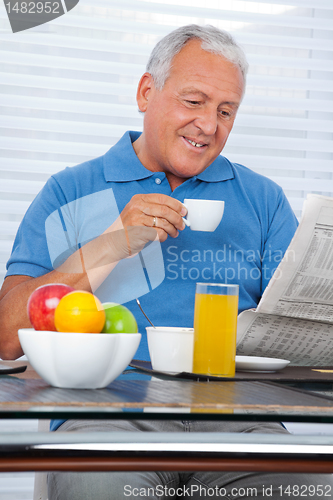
27,283 -> 75,331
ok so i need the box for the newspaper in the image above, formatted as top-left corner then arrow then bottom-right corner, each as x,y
236,194 -> 333,366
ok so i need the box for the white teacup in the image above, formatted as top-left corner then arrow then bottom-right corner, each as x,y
183,199 -> 224,232
146,327 -> 194,373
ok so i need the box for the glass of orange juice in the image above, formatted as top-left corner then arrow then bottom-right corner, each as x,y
193,283 -> 239,377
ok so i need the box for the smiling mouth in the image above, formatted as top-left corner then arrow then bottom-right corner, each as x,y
183,137 -> 207,148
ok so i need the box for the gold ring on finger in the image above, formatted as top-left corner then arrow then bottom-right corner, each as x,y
152,216 -> 157,227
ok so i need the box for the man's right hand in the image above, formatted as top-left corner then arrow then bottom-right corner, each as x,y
57,192 -> 188,274
120,193 -> 187,242
0,194 -> 187,359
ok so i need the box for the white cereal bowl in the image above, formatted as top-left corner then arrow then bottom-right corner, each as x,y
146,326 -> 194,373
18,329 -> 141,389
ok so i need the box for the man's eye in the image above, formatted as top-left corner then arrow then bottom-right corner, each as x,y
186,100 -> 200,105
219,110 -> 233,119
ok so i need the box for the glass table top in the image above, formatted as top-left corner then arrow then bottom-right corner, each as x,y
0,361 -> 333,422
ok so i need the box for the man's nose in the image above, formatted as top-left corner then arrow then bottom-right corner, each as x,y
194,108 -> 218,136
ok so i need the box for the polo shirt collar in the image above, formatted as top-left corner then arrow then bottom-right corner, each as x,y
103,131 -> 234,183
196,155 -> 234,182
103,131 -> 153,182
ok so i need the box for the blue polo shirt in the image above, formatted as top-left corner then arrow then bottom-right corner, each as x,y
7,130 -> 298,360
7,131 -> 298,432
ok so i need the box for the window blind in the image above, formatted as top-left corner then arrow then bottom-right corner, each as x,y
0,0 -> 332,283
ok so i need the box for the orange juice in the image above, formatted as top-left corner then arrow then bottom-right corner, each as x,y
193,292 -> 238,377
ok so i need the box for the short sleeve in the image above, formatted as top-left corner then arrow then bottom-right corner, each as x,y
260,189 -> 298,293
6,176 -> 69,278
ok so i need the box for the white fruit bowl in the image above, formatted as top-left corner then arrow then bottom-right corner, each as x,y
18,329 -> 141,389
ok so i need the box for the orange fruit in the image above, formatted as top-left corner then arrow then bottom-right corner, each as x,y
54,291 -> 106,333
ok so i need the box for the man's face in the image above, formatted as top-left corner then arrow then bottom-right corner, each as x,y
135,39 -> 245,187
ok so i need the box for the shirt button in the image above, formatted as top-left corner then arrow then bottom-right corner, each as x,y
155,178 -> 162,185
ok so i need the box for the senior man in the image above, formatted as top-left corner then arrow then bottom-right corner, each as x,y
1,24 -> 331,500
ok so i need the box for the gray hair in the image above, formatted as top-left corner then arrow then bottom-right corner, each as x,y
146,24 -> 249,91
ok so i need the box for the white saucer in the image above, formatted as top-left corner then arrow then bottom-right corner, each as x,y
236,355 -> 290,373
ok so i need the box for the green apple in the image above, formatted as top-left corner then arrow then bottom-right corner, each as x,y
101,302 -> 138,334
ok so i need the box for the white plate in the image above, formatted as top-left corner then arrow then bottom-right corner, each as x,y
235,355 -> 290,373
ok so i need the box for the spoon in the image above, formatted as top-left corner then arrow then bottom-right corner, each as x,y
135,298 -> 155,328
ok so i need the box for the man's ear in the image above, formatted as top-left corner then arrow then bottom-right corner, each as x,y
136,72 -> 155,112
